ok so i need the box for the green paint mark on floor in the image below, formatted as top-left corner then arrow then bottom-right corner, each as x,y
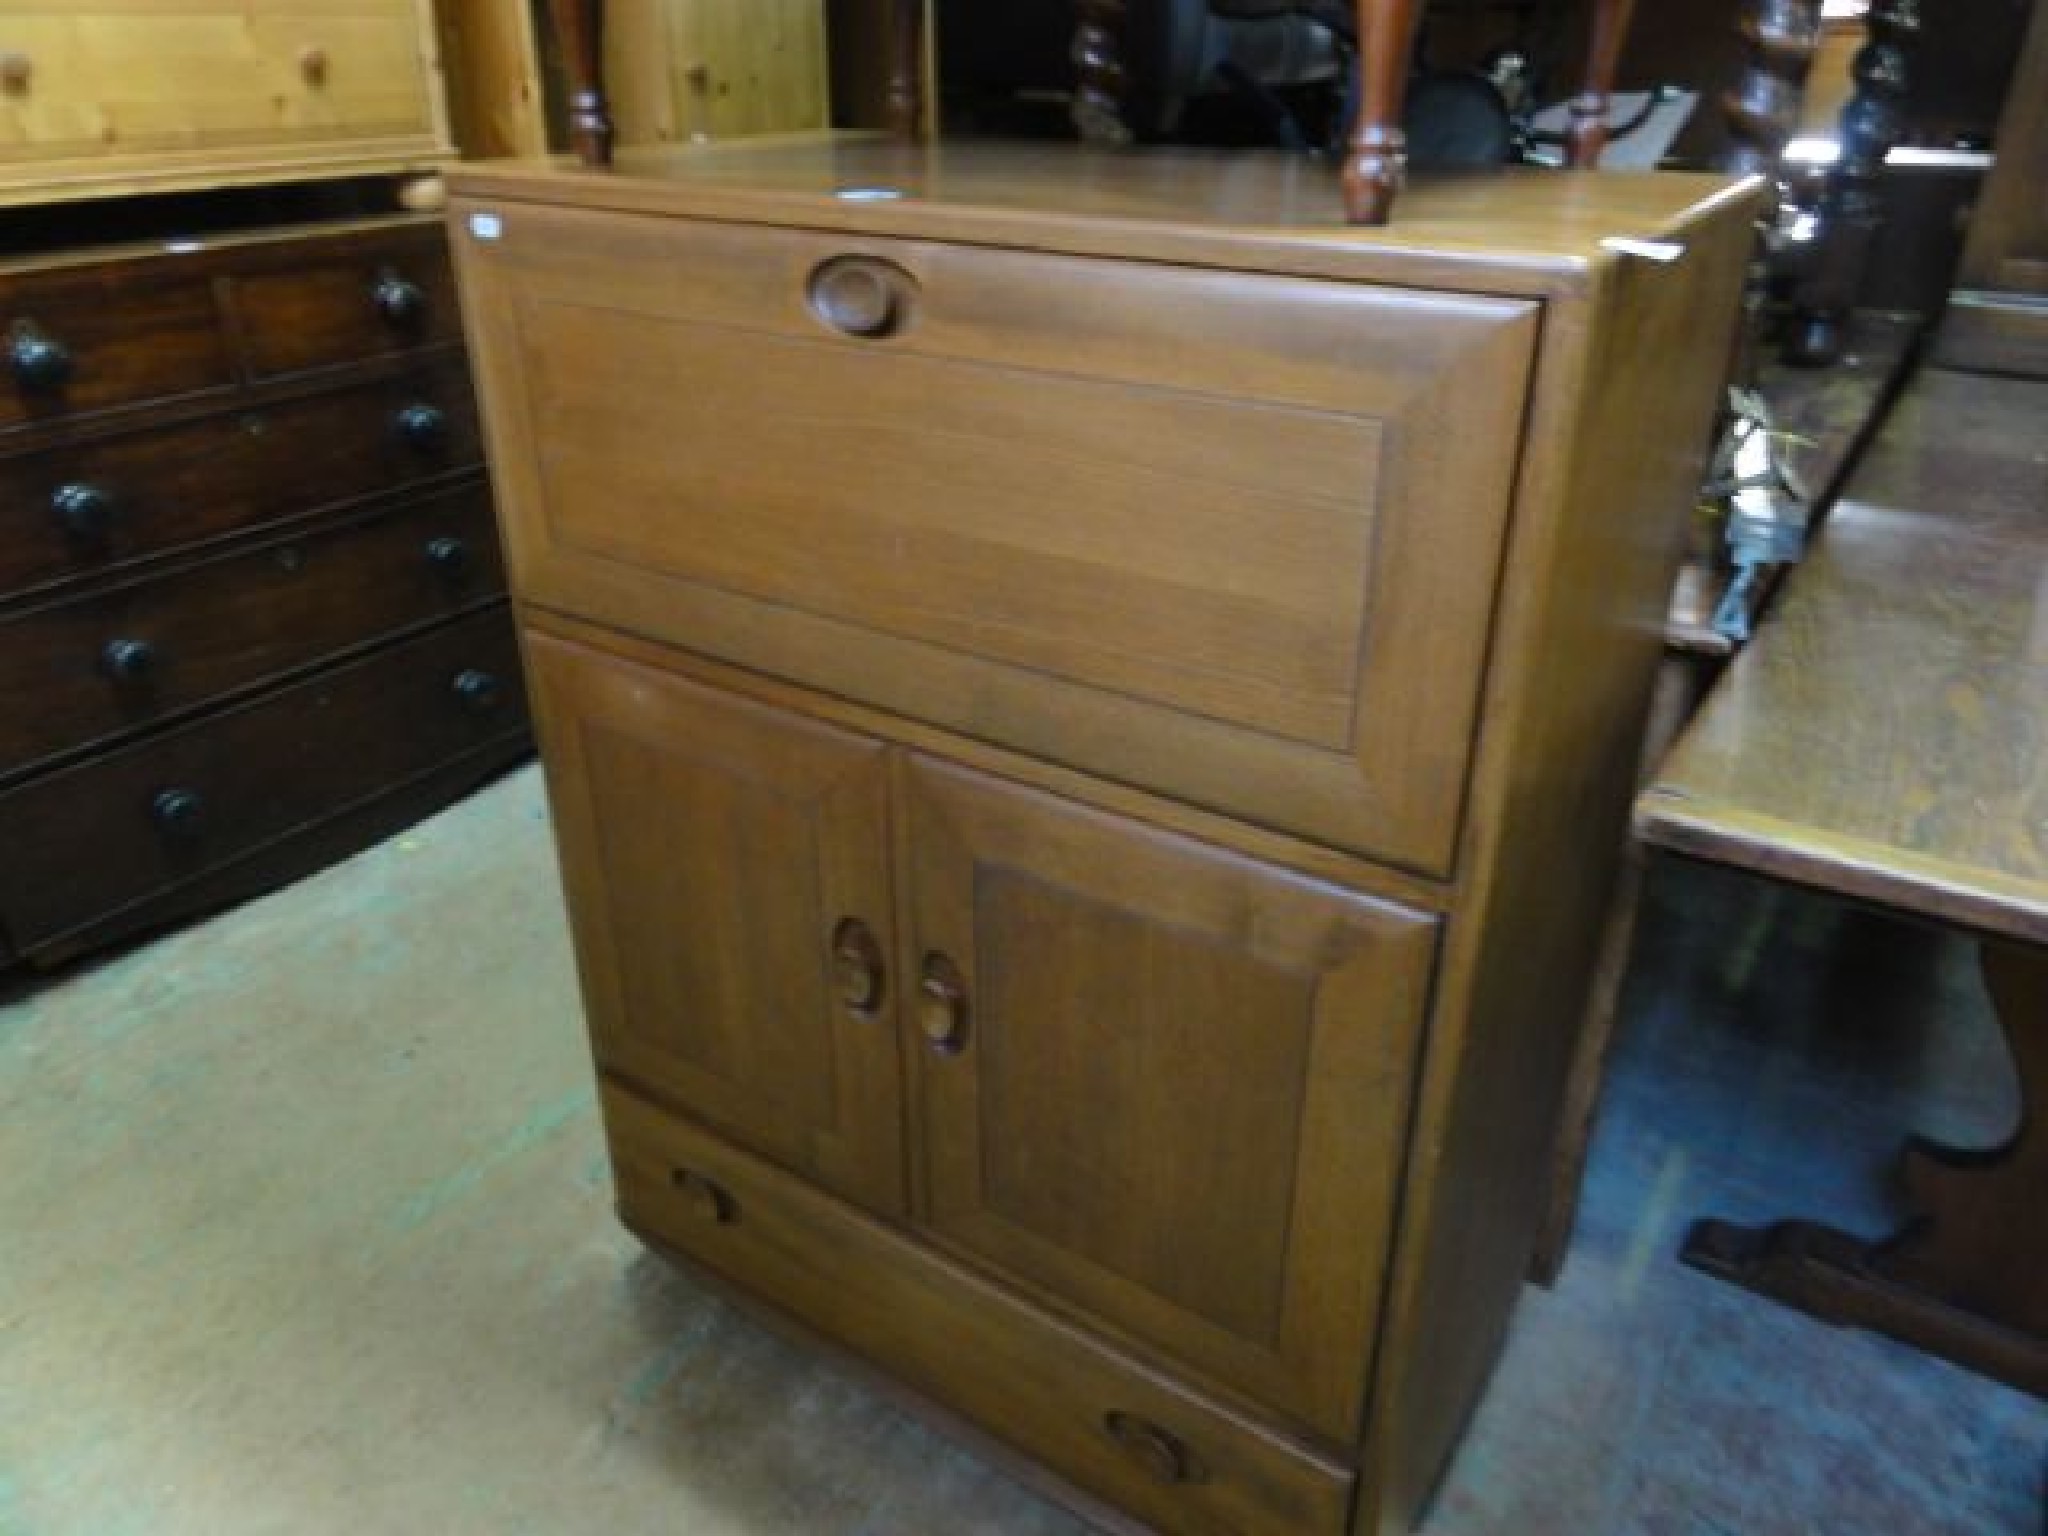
391,1085 -> 595,1232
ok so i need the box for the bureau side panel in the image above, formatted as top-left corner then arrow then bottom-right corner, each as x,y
1358,190 -> 1762,1534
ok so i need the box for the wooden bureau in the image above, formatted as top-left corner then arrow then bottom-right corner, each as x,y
0,211 -> 529,969
450,138 -> 1759,1536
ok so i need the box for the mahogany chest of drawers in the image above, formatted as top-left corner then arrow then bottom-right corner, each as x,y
0,213 -> 528,969
451,139 -> 1759,1535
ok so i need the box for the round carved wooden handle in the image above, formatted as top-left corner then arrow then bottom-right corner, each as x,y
0,52 -> 33,93
299,45 -> 330,85
831,917 -> 885,1015
671,1167 -> 737,1225
1103,1411 -> 1197,1485
917,953 -> 969,1053
52,482 -> 114,540
808,256 -> 912,339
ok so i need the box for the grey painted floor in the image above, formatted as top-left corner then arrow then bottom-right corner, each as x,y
2,764 -> 2043,1535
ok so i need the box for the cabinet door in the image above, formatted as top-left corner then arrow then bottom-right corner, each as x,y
526,630 -> 906,1217
901,757 -> 1436,1442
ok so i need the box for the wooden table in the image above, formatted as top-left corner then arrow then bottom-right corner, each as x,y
1638,364 -> 2048,1397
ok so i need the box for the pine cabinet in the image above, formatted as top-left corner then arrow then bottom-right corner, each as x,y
452,137 -> 1761,1535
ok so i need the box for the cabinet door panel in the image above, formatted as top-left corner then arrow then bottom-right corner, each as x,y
526,630 -> 906,1217
902,756 -> 1435,1442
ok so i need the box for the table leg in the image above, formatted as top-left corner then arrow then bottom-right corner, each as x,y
1682,940 -> 2048,1397
1343,0 -> 1423,224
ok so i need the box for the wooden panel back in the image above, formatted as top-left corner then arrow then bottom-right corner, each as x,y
901,755 -> 1436,1442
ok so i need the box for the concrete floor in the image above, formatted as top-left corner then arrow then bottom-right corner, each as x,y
2,764 -> 2044,1535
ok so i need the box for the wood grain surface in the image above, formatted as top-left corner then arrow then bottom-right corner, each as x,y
449,135 -> 1759,297
1641,368 -> 2048,945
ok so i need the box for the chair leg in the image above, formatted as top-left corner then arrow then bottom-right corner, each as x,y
1343,0 -> 1422,224
1566,0 -> 1640,166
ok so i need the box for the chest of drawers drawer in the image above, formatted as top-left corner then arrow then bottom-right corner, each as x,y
2,265 -> 232,428
0,479 -> 502,779
0,1 -> 450,207
233,224 -> 463,378
0,357 -> 481,601
0,605 -> 524,953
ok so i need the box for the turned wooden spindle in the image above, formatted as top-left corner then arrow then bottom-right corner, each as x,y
1565,0 -> 1642,167
548,0 -> 614,167
886,0 -> 926,139
1785,0 -> 1919,364
1342,0 -> 1423,225
1722,0 -> 1823,176
1070,0 -> 1132,145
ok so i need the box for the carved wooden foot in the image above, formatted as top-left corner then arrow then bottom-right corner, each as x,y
1682,941 -> 2048,1398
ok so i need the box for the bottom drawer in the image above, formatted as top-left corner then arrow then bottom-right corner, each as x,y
0,606 -> 526,952
602,1082 -> 1356,1536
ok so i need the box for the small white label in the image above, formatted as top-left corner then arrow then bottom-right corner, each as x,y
468,212 -> 505,241
834,186 -> 904,202
1600,236 -> 1686,264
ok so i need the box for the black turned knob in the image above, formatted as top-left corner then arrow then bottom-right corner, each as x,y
395,402 -> 448,452
424,536 -> 470,578
373,271 -> 427,328
51,482 -> 114,540
10,321 -> 72,392
451,668 -> 502,715
151,787 -> 204,836
101,638 -> 157,682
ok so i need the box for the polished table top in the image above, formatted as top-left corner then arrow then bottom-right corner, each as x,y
1640,366 -> 2048,946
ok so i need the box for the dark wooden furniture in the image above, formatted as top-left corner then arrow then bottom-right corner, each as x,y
1933,0 -> 2048,379
0,215 -> 529,970
1639,364 -> 2048,1397
542,0 -> 1648,224
450,136 -> 1757,1534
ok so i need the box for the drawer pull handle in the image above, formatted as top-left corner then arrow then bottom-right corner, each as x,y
151,787 -> 205,837
0,52 -> 31,93
299,44 -> 329,86
424,536 -> 471,578
51,482 -> 115,540
808,256 -> 912,339
101,639 -> 158,683
10,321 -> 71,393
671,1167 -> 737,1225
373,271 -> 427,329
451,668 -> 502,715
917,952 -> 969,1054
395,403 -> 449,452
831,917 -> 886,1016
1103,1411 -> 1201,1486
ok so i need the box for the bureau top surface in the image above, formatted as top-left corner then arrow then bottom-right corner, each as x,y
449,134 -> 1758,295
